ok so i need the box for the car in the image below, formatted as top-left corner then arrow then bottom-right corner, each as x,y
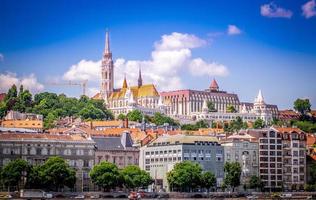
280,193 -> 292,198
74,195 -> 85,199
247,195 -> 258,199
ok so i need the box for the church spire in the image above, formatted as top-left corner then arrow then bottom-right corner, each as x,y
138,67 -> 143,87
122,74 -> 128,89
105,30 -> 111,54
101,30 -> 114,100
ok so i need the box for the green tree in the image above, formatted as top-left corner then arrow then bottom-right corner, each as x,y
253,118 -> 265,129
1,159 -> 31,191
224,117 -> 245,133
40,156 -> 76,191
293,120 -> 316,133
79,104 -> 106,120
120,165 -> 152,190
167,161 -> 202,192
4,84 -> 17,102
201,171 -> 217,192
90,161 -> 121,191
294,98 -> 311,116
248,175 -> 263,191
223,162 -> 242,192
207,101 -> 217,112
227,105 -> 237,113
44,113 -> 57,129
127,110 -> 143,122
195,120 -> 209,128
26,165 -> 43,189
117,113 -> 126,120
153,112 -> 178,126
0,101 -> 7,119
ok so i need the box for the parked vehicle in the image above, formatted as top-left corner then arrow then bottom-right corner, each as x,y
247,195 -> 258,200
74,194 -> 85,199
280,193 -> 292,198
20,189 -> 52,200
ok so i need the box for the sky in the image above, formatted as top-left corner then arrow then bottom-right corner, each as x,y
0,0 -> 316,109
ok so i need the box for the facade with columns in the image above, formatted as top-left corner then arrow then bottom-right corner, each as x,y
194,90 -> 274,124
161,79 -> 278,121
92,31 -> 166,117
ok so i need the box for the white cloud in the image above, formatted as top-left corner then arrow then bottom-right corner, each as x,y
63,32 -> 229,94
302,0 -> 316,18
154,32 -> 207,50
189,58 -> 229,77
63,59 -> 101,81
0,72 -> 44,93
227,25 -> 242,35
261,2 -> 293,18
0,53 -> 3,61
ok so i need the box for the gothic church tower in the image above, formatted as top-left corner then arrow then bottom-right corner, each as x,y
101,31 -> 114,100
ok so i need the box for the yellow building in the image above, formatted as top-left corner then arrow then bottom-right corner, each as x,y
1,119 -> 43,132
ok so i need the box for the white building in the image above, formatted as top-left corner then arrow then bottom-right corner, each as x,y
194,90 -> 273,124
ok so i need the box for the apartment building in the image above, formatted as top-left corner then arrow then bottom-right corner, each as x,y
139,134 -> 224,191
221,132 -> 259,185
248,127 -> 306,191
93,131 -> 139,168
0,132 -> 96,191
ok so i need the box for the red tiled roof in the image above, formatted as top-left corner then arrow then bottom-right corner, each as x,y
273,126 -> 304,134
210,79 -> 219,89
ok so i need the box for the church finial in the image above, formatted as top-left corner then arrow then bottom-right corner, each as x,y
138,66 -> 143,87
105,30 -> 110,54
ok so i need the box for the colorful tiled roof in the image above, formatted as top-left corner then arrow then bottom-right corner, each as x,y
91,92 -> 102,100
273,126 -> 304,134
109,84 -> 159,99
1,120 -> 43,129
88,120 -> 122,127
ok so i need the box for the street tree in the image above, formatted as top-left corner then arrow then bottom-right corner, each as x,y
248,175 -> 263,191
90,161 -> 121,191
1,159 -> 31,191
40,156 -> 76,191
223,162 -> 241,192
167,161 -> 202,192
201,171 -> 217,192
120,165 -> 152,190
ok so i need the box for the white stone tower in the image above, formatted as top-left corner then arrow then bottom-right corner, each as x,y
101,31 -> 114,100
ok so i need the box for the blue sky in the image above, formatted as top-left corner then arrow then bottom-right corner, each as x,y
0,0 -> 315,109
